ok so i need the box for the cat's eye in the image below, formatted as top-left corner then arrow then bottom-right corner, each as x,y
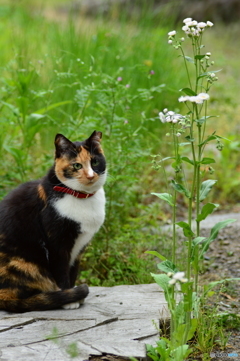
91,159 -> 99,167
72,163 -> 82,170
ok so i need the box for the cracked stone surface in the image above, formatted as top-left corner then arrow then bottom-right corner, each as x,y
0,284 -> 168,361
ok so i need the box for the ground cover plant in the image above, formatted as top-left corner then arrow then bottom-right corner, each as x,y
0,1 -> 187,285
0,0 -> 239,289
147,18 -> 240,360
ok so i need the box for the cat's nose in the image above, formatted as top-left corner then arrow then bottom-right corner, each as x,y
86,174 -> 94,180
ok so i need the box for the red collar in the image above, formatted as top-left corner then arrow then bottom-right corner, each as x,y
53,186 -> 95,199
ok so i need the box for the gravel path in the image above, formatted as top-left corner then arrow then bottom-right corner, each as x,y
197,212 -> 240,360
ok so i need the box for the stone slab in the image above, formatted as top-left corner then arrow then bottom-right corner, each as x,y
0,284 -> 168,360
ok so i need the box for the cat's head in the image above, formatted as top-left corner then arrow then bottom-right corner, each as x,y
54,131 -> 106,193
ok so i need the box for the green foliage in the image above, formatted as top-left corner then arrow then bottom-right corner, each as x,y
0,2 -> 187,287
147,19 -> 240,361
81,216 -> 159,286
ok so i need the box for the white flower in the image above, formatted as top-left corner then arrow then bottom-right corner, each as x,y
198,22 -> 207,28
178,95 -> 190,102
182,25 -> 189,32
193,97 -> 204,104
183,17 -> 192,24
181,37 -> 185,41
159,112 -> 166,123
159,110 -> 184,124
173,271 -> 188,283
187,20 -> 198,26
206,52 -> 211,56
188,96 -> 199,103
207,21 -> 214,27
170,112 -> 183,123
163,108 -> 168,113
179,93 -> 210,104
168,30 -> 176,36
168,271 -> 188,285
173,271 -> 185,280
168,40 -> 173,44
198,92 -> 210,100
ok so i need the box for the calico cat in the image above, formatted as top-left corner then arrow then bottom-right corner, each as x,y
0,131 -> 106,313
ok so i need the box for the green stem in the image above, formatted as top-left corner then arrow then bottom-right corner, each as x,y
172,190 -> 177,265
179,46 -> 192,89
172,124 -> 179,265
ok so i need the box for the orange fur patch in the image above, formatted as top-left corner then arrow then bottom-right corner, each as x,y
55,156 -> 70,181
37,184 -> 47,203
76,146 -> 91,163
0,266 -> 8,278
28,279 -> 59,292
6,258 -> 59,292
8,258 -> 40,277
0,288 -> 18,300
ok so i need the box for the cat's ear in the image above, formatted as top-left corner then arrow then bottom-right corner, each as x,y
85,131 -> 103,153
88,131 -> 102,143
54,134 -> 76,158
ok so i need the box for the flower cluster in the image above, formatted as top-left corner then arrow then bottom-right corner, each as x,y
178,92 -> 210,104
168,18 -> 214,43
207,72 -> 218,84
159,109 -> 184,124
168,271 -> 188,285
182,18 -> 213,37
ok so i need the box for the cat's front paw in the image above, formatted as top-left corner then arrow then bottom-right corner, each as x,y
62,301 -> 80,310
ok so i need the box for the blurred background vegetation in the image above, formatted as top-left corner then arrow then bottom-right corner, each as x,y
0,0 -> 239,285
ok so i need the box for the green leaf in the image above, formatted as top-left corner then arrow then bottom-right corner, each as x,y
151,192 -> 174,207
161,156 -> 174,162
196,203 -> 219,222
180,87 -> 196,96
200,157 -> 216,165
181,156 -> 195,166
199,180 -> 217,201
151,273 -> 170,292
198,69 -> 222,79
36,100 -> 73,114
171,180 -> 190,198
192,236 -> 206,246
185,135 -> 195,142
200,219 -> 236,257
199,134 -> 230,147
179,142 -> 191,146
145,251 -> 166,261
191,237 -> 206,260
184,56 -> 195,64
157,260 -> 178,274
195,54 -> 205,60
176,221 -> 195,237
171,344 -> 192,361
196,115 -> 215,125
199,134 -> 217,146
209,219 -> 236,242
204,278 -> 240,294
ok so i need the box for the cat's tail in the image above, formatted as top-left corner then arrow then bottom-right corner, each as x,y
0,284 -> 89,313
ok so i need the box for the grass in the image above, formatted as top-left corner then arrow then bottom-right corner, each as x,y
0,1 -> 240,286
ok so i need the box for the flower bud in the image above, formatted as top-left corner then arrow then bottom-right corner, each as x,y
168,30 -> 176,36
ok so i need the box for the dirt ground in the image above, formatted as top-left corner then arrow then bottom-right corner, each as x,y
199,220 -> 240,360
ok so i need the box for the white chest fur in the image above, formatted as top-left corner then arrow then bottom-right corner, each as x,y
53,188 -> 105,265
